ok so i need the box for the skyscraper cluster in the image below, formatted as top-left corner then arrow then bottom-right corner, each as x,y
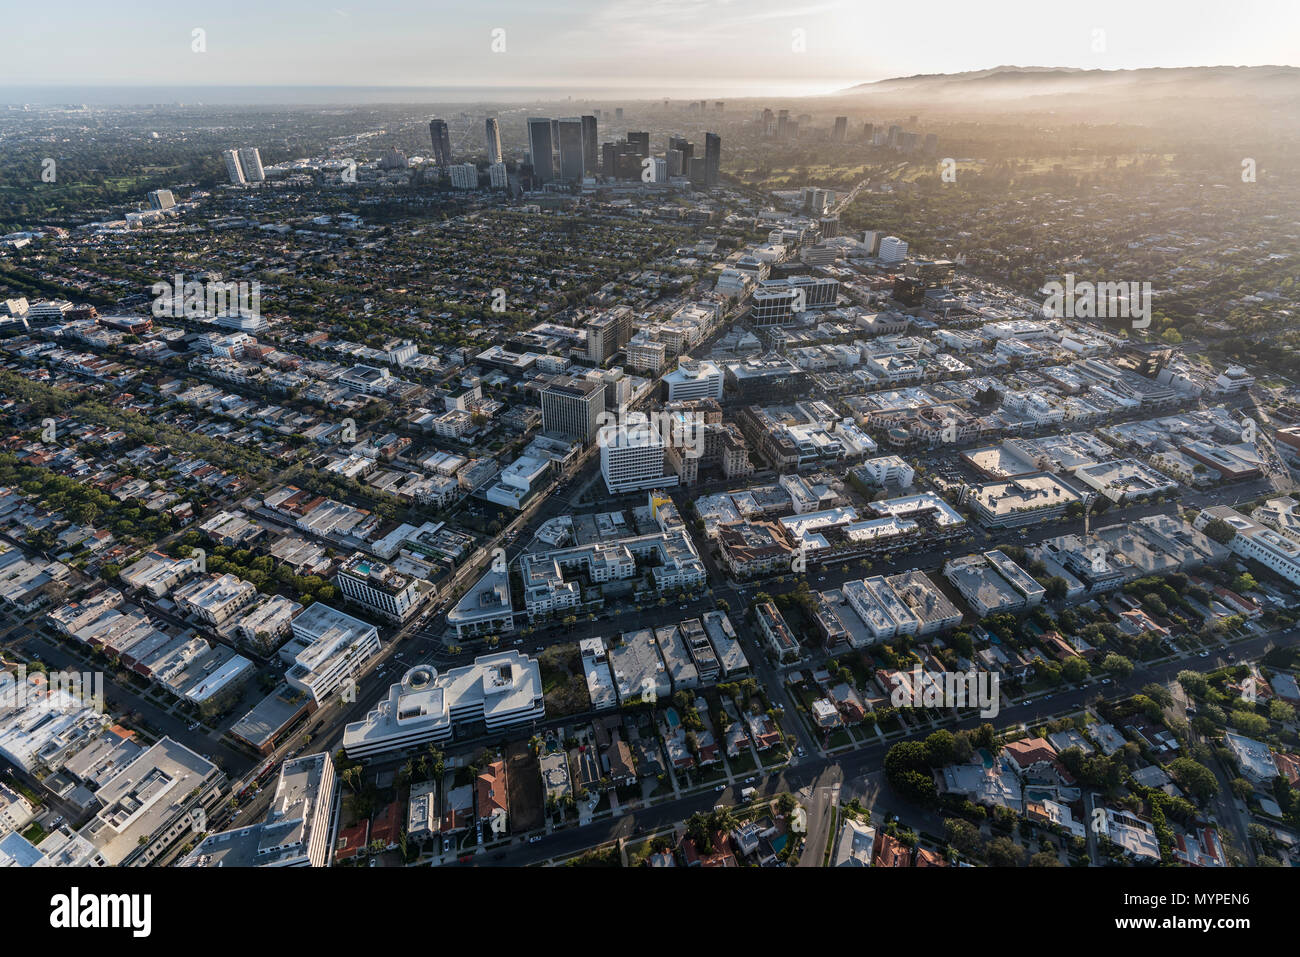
525,116 -> 719,188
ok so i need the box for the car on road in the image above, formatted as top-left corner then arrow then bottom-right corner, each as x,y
744,776 -> 756,784
1100,678 -> 1111,685
528,835 -> 542,844
714,784 -> 726,792
1199,650 -> 1210,658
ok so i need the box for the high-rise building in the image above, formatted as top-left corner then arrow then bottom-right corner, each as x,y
337,552 -> 424,623
863,121 -> 874,142
221,149 -> 245,185
541,375 -> 605,444
626,131 -> 650,160
585,305 -> 633,362
557,118 -> 585,183
450,163 -> 478,189
704,132 -> 721,187
429,119 -> 452,166
689,156 -> 706,186
488,162 -> 508,188
615,107 -> 624,120
485,117 -> 503,165
777,110 -> 789,139
148,189 -> 176,210
581,115 -> 598,176
601,422 -> 670,494
238,147 -> 265,182
526,117 -> 554,184
878,236 -> 909,262
832,116 -> 847,143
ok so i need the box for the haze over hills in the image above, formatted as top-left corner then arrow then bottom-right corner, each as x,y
840,64 -> 1300,100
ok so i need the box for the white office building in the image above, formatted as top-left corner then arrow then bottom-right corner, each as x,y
280,603 -> 382,707
221,149 -> 246,185
488,162 -> 508,188
878,236 -> 908,263
663,359 -> 724,401
601,423 -> 672,494
343,654 -> 545,759
450,163 -> 478,189
336,552 -> 424,623
237,147 -> 265,183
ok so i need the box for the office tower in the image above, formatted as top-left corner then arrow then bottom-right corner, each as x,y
488,162 -> 508,188
863,230 -> 882,256
703,132 -> 721,187
429,119 -> 452,166
485,117 -> 503,165
450,163 -> 477,189
601,422 -> 668,494
148,189 -> 176,210
526,117 -> 554,183
663,359 -> 723,401
832,116 -> 847,143
557,118 -> 585,182
237,147 -> 264,182
615,150 -> 642,181
585,305 -> 632,362
541,375 -> 605,444
668,136 -> 693,177
777,110 -> 789,139
615,107 -> 624,120
627,131 -> 650,160
651,156 -> 667,183
878,236 -> 908,262
924,132 -> 938,154
689,156 -> 706,185
221,149 -> 245,185
887,124 -> 902,148
234,147 -> 264,183
762,107 -> 774,127
863,121 -> 874,142
581,115 -> 598,176
602,141 -> 617,177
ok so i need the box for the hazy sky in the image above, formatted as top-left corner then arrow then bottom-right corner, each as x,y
8,0 -> 1298,97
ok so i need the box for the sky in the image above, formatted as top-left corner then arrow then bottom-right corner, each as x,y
6,0 -> 1299,98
